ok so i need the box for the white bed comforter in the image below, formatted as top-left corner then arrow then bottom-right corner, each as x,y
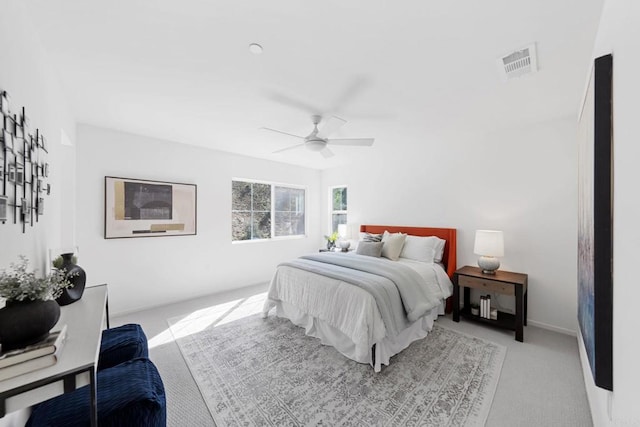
262,253 -> 453,369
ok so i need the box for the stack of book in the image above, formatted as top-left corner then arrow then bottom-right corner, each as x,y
479,295 -> 498,320
0,324 -> 67,381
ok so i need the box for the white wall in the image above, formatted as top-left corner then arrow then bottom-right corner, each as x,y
321,116 -> 578,333
580,1 -> 640,425
75,124 -> 321,315
0,1 -> 76,425
0,0 -> 76,273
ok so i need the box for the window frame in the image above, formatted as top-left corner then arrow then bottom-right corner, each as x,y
329,185 -> 348,235
232,178 -> 307,243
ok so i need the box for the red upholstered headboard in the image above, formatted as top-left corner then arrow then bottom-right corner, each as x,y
359,225 -> 457,279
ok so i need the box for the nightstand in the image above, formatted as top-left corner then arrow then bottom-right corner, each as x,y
453,266 -> 528,342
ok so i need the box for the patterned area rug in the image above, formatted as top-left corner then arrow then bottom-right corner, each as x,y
169,313 -> 505,427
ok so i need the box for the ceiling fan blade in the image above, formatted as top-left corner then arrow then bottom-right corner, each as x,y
327,137 -> 375,147
265,92 -> 322,115
273,143 -> 305,154
261,127 -> 305,140
320,147 -> 334,158
317,115 -> 346,139
329,75 -> 370,114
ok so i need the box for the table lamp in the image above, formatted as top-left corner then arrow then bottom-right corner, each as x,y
473,230 -> 504,274
337,224 -> 351,252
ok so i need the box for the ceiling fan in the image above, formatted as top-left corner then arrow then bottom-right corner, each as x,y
263,115 -> 374,158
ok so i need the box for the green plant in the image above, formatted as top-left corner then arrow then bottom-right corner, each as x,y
324,231 -> 339,243
52,254 -> 77,270
0,256 -> 73,302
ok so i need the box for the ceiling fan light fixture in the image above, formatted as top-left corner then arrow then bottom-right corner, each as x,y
249,43 -> 263,54
306,139 -> 326,151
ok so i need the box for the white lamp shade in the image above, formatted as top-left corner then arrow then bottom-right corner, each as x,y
473,230 -> 504,257
338,224 -> 348,238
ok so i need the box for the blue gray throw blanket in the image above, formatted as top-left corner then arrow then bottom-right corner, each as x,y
279,253 -> 443,336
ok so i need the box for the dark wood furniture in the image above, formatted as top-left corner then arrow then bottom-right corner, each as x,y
453,266 -> 528,342
0,284 -> 109,426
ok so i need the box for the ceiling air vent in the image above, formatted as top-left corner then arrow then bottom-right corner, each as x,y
497,43 -> 537,80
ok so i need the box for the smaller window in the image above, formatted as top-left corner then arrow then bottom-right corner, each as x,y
330,186 -> 347,233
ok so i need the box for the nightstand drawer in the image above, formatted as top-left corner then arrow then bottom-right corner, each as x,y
458,275 -> 514,295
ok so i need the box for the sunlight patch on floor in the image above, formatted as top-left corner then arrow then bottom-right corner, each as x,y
148,292 -> 268,349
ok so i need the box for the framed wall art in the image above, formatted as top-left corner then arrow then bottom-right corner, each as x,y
0,89 -> 51,232
577,54 -> 613,391
104,176 -> 197,239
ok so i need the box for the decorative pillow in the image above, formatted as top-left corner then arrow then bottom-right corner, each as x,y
433,237 -> 446,263
400,235 -> 439,263
360,232 -> 382,243
356,241 -> 384,257
381,231 -> 407,261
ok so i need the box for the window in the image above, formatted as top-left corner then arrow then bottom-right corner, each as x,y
232,179 -> 306,241
274,186 -> 305,237
330,186 -> 347,233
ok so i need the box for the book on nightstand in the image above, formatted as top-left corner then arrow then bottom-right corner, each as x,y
0,325 -> 67,381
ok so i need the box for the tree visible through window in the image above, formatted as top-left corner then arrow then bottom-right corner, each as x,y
331,186 -> 347,234
232,180 -> 305,241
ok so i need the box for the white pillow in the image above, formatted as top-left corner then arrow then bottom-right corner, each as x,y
381,231 -> 407,261
400,235 -> 444,263
433,237 -> 446,263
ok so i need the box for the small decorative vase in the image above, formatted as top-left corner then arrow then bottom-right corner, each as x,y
326,241 -> 335,250
0,299 -> 61,351
339,240 -> 351,252
56,253 -> 86,306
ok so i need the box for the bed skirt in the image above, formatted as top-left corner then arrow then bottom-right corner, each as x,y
264,300 -> 445,372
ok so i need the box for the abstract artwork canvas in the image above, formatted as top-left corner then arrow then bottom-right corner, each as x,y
577,54 -> 613,391
105,176 -> 197,239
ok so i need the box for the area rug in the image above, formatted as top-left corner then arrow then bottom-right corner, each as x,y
169,313 -> 506,427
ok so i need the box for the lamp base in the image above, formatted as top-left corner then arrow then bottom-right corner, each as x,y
478,256 -> 500,274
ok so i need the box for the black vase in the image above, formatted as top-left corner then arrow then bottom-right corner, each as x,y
56,253 -> 86,306
0,299 -> 61,351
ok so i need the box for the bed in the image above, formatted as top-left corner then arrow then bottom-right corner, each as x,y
262,225 -> 457,372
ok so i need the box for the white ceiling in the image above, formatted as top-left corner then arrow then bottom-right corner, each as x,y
25,0 -> 603,170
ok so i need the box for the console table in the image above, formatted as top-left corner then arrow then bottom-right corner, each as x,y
0,284 -> 109,426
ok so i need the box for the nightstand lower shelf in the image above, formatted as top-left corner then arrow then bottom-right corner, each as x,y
459,308 -> 516,331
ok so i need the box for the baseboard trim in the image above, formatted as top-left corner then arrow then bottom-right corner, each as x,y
528,319 -> 576,336
577,331 -> 612,426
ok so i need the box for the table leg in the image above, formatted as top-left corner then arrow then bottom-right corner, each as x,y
453,274 -> 460,322
106,298 -> 110,329
89,366 -> 98,427
524,287 -> 528,326
515,285 -> 524,342
63,374 -> 76,393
